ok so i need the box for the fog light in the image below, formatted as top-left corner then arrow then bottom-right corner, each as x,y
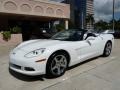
24,67 -> 35,71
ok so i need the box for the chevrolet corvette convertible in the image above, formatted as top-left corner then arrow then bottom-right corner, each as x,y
9,29 -> 114,77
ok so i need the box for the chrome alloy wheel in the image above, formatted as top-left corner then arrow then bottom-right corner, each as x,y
105,42 -> 112,56
51,55 -> 67,76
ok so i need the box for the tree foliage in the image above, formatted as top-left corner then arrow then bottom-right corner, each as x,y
95,19 -> 120,30
55,23 -> 65,32
2,31 -> 11,41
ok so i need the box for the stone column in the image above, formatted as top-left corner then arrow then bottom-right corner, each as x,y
49,21 -> 54,29
65,20 -> 69,30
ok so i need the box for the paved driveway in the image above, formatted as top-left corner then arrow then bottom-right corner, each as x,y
0,39 -> 120,90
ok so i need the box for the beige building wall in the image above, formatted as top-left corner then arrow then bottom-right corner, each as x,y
0,0 -> 70,19
0,0 -> 70,31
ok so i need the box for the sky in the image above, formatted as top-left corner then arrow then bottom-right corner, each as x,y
94,0 -> 120,22
51,0 -> 120,22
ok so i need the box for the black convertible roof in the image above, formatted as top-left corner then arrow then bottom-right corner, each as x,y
66,28 -> 88,33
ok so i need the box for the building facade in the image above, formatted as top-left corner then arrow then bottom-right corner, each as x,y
61,0 -> 94,30
0,0 -> 70,40
0,0 -> 70,27
86,0 -> 94,30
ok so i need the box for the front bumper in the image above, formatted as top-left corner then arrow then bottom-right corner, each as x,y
9,53 -> 47,76
9,66 -> 44,76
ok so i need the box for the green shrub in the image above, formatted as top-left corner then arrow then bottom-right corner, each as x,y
56,23 -> 65,32
10,26 -> 21,34
2,31 -> 11,41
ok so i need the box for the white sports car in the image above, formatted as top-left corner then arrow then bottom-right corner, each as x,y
9,29 -> 114,77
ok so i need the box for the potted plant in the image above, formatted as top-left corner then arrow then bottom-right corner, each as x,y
10,26 -> 21,34
2,31 -> 11,41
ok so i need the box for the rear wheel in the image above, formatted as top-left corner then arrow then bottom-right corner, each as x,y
46,52 -> 68,77
103,41 -> 112,57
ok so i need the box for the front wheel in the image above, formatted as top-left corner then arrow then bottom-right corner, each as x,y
103,41 -> 112,57
46,52 -> 68,77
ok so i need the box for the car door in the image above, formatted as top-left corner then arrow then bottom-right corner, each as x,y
72,35 -> 103,64
70,40 -> 93,64
85,35 -> 104,56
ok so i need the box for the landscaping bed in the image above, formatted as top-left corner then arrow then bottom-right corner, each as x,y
0,33 -> 22,46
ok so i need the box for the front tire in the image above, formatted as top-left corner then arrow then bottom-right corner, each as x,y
103,41 -> 112,57
46,52 -> 68,77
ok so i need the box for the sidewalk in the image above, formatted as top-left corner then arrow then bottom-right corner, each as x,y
0,33 -> 22,47
0,45 -> 15,58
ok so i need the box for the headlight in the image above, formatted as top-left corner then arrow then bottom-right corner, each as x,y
24,48 -> 45,58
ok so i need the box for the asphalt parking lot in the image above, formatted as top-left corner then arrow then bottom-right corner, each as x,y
0,39 -> 120,90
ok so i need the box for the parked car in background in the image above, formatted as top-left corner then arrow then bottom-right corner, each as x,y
102,30 -> 114,35
113,30 -> 120,38
30,28 -> 57,39
93,29 -> 120,38
92,30 -> 114,34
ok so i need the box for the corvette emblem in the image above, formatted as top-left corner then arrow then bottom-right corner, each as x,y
13,52 -> 16,55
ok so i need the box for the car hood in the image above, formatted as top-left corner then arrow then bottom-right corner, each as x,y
14,39 -> 67,52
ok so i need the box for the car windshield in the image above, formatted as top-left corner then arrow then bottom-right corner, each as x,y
51,29 -> 86,41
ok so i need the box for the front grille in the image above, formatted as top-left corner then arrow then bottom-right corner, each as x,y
10,63 -> 21,70
10,63 -> 35,71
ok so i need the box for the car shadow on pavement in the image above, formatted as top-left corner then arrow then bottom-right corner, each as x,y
9,68 -> 45,82
9,56 -> 100,81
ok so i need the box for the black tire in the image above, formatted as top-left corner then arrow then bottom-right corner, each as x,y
46,52 -> 68,77
103,41 -> 112,57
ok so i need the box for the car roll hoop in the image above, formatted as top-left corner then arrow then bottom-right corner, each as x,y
85,33 -> 97,40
